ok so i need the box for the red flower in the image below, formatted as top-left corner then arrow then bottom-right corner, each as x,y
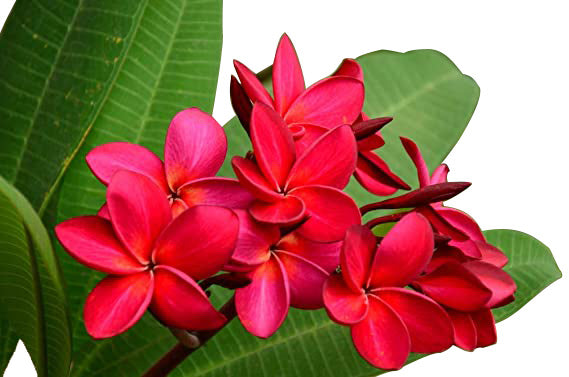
225,210 -> 341,338
323,214 -> 454,370
86,108 -> 253,217
55,171 -> 239,339
232,102 -> 361,242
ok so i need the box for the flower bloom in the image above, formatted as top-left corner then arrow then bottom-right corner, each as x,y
86,107 -> 253,217
55,171 -> 239,339
232,102 -> 361,242
323,214 -> 454,370
225,210 -> 341,338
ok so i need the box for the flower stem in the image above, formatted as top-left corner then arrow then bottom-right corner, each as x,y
142,295 -> 237,377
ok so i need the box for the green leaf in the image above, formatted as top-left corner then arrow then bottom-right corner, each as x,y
0,322 -> 18,374
0,176 -> 71,377
484,229 -> 562,322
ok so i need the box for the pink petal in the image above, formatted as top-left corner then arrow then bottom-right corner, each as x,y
436,207 -> 485,242
400,137 -> 430,187
463,261 -> 517,308
447,309 -> 477,351
332,58 -> 363,81
430,164 -> 449,185
357,133 -> 385,151
355,151 -> 410,196
276,231 -> 341,273
284,77 -> 364,128
369,212 -> 434,288
249,195 -> 305,225
233,60 -> 274,107
164,108 -> 227,191
177,177 -> 255,209
277,250 -> 328,309
170,198 -> 188,218
291,123 -> 327,157
477,241 -> 509,268
286,125 -> 357,190
373,288 -> 453,353
232,156 -> 282,202
471,309 -> 497,348
291,185 -> 361,242
323,273 -> 368,325
250,103 -> 296,189
84,271 -> 153,339
426,245 -> 467,274
235,255 -> 289,338
341,225 -> 377,293
273,34 -> 305,116
97,203 -> 110,220
231,210 -> 278,266
150,266 -> 226,330
56,216 -> 145,274
413,262 -> 492,311
351,295 -> 411,370
107,171 -> 172,264
153,205 -> 239,280
86,142 -> 168,193
416,205 -> 469,241
448,239 -> 482,259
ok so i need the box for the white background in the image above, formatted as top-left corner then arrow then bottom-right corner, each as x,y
2,0 -> 567,376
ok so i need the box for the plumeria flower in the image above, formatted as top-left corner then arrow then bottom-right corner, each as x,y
232,102 -> 361,242
87,108 -> 253,218
225,210 -> 340,338
55,171 -> 239,339
323,214 -> 454,370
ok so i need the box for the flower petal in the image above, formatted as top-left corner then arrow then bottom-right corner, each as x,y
430,164 -> 449,185
477,241 -> 509,268
86,142 -> 168,193
291,123 -> 327,156
413,262 -> 492,311
164,108 -> 227,191
232,156 -> 281,202
286,125 -> 357,190
357,132 -> 385,151
153,206 -> 239,280
332,58 -> 363,81
447,309 -> 477,351
471,309 -> 497,348
291,185 -> 361,242
355,151 -> 409,196
416,205 -> 469,241
276,250 -> 329,309
373,288 -> 453,353
178,177 -> 255,209
249,196 -> 305,225
323,273 -> 368,325
341,225 -> 376,293
170,198 -> 188,218
233,60 -> 274,107
463,261 -> 517,308
400,137 -> 430,187
235,255 -> 289,338
284,76 -> 364,128
436,207 -> 485,242
250,102 -> 296,189
273,34 -> 305,116
230,75 -> 253,131
84,271 -> 153,339
276,231 -> 341,273
150,266 -> 226,330
369,212 -> 434,288
55,216 -> 145,274
231,210 -> 278,266
107,171 -> 172,264
351,295 -> 411,370
97,203 -> 110,220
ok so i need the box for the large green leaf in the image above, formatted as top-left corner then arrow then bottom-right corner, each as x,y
0,319 -> 18,374
0,177 -> 71,377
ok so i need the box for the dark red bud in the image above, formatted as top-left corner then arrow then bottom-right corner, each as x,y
200,273 -> 252,291
230,75 -> 253,134
352,117 -> 393,140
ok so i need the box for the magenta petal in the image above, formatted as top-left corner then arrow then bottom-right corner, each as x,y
107,171 -> 172,264
374,288 -> 453,354
355,151 -> 409,196
86,142 -> 169,193
150,266 -> 226,330
177,177 -> 255,209
249,196 -> 305,225
273,34 -> 305,116
291,185 -> 361,242
233,60 -> 274,107
447,309 -> 477,351
84,271 -> 153,339
286,125 -> 357,190
357,133 -> 385,151
250,103 -> 296,189
369,213 -> 434,288
153,206 -> 239,281
341,225 -> 376,293
400,137 -> 430,188
436,207 -> 485,242
430,164 -> 449,185
463,261 -> 517,308
56,216 -> 145,274
284,76 -> 364,129
416,205 -> 469,241
471,309 -> 497,348
351,295 -> 411,370
232,156 -> 282,202
291,123 -> 327,157
477,241 -> 509,268
333,58 -> 364,81
323,274 -> 368,325
231,210 -> 278,266
235,255 -> 290,338
277,250 -> 329,309
276,231 -> 341,273
164,108 -> 227,191
97,203 -> 110,220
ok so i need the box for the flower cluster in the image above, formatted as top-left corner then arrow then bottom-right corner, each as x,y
55,34 -> 516,370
